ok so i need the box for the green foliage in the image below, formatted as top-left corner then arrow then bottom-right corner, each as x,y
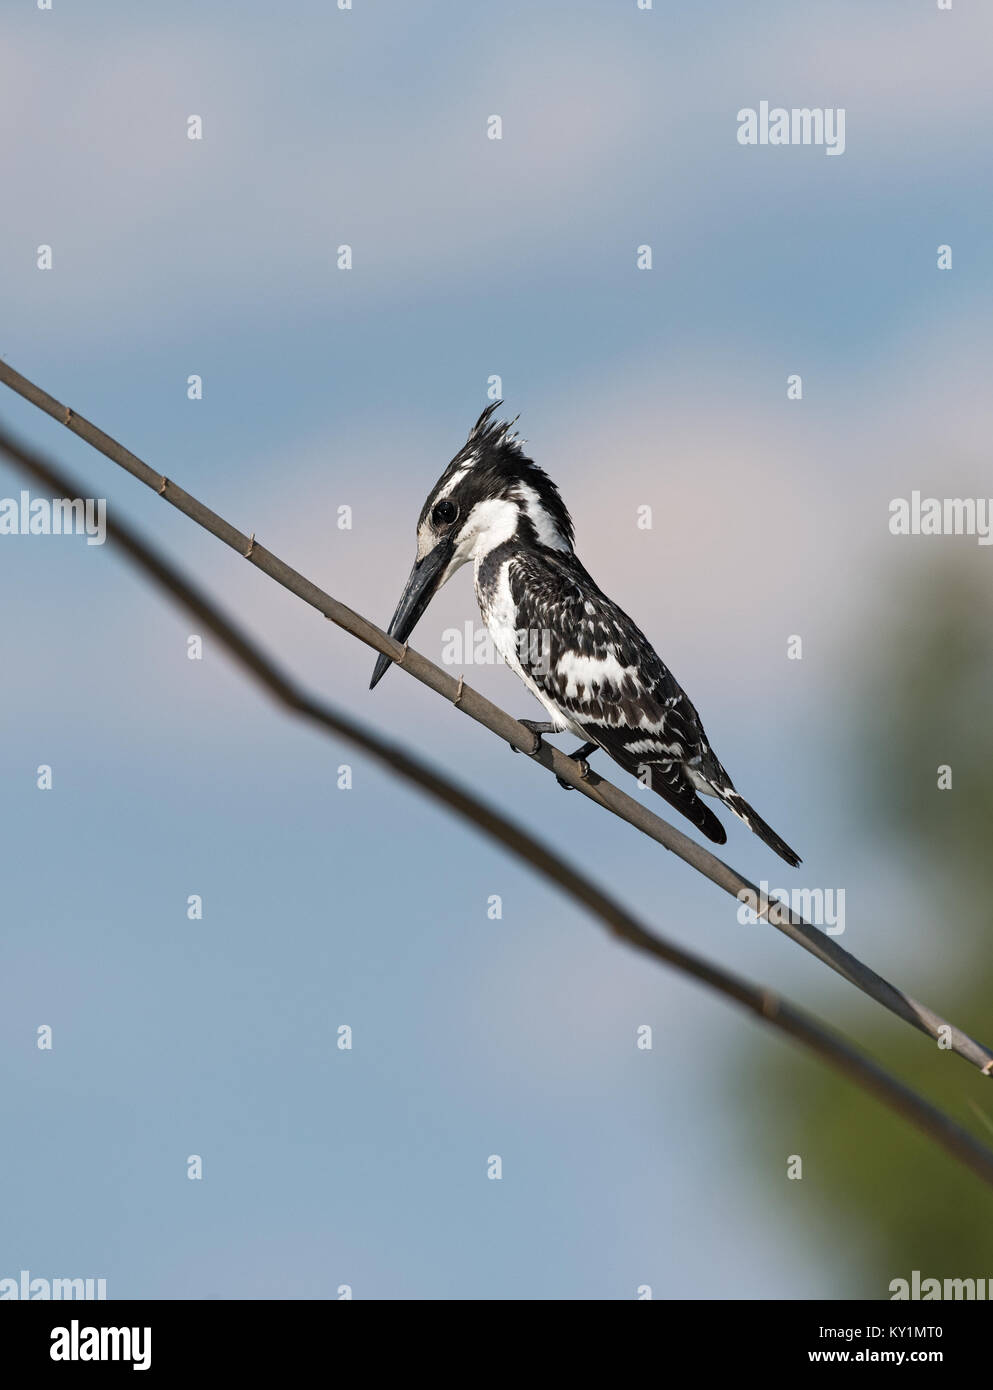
747,556 -> 993,1296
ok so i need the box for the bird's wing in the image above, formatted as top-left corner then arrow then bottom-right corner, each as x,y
507,554 -> 728,843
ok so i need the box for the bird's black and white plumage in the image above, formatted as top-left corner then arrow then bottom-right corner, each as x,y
370,403 -> 800,866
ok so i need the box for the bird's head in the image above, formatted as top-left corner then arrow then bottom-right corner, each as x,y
370,402 -> 574,688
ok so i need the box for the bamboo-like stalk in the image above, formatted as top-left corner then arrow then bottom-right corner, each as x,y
2,415 -> 993,1188
0,358 -> 990,1082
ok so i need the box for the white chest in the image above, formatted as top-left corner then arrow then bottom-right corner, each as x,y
473,557 -> 573,732
475,556 -> 522,665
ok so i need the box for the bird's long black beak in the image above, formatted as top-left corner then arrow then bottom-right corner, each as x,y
369,543 -> 451,689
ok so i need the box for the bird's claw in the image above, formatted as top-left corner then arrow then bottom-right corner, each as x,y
510,719 -> 554,756
556,757 -> 591,789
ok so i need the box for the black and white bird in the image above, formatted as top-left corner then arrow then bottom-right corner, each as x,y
370,404 -> 800,866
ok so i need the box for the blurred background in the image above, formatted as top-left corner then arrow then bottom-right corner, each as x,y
1,0 -> 992,1298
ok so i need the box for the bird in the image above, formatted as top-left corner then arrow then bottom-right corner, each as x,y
370,403 -> 800,866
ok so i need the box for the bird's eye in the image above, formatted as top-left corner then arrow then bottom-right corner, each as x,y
432,499 -> 458,527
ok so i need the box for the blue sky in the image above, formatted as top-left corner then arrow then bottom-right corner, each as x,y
1,0 -> 990,1298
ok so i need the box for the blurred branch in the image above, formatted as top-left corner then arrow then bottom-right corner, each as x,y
1,357 -> 991,1082
3,420 -> 993,1190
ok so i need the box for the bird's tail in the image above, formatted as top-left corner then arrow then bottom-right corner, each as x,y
714,786 -> 802,867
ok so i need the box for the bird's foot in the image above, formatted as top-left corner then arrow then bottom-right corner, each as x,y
555,742 -> 598,789
510,719 -> 558,756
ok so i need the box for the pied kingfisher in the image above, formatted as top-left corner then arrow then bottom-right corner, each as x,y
370,403 -> 800,866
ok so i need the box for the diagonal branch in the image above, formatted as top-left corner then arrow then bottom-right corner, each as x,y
1,357 -> 990,1080
2,417 -> 993,1188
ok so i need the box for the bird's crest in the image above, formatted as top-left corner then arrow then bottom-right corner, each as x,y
467,400 -> 524,454
428,401 -> 575,551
